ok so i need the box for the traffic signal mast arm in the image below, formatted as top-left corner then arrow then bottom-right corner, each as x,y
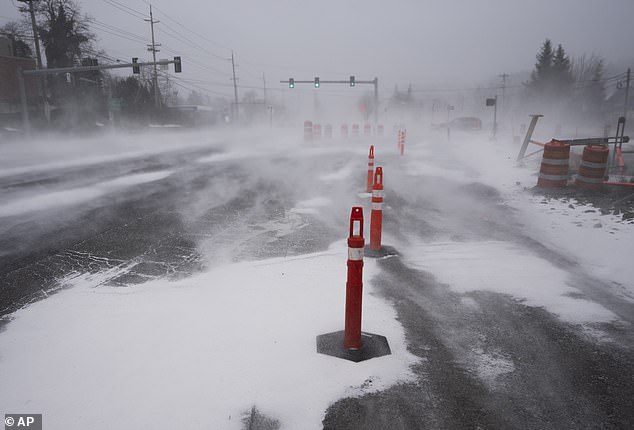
280,79 -> 376,85
22,58 -> 182,76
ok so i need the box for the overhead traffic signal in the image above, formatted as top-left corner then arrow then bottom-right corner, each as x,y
314,77 -> 320,88
289,78 -> 295,88
174,56 -> 182,73
350,75 -> 355,87
132,57 -> 139,74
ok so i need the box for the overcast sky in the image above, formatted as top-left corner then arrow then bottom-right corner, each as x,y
2,0 -> 634,100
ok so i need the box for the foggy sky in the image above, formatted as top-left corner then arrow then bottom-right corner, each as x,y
2,0 -> 634,97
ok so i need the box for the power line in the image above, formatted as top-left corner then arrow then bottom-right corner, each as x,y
139,0 -> 232,53
101,0 -> 147,20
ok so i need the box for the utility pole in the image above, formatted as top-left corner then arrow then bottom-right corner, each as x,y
499,73 -> 509,110
231,50 -> 239,120
145,4 -> 161,109
263,72 -> 267,105
624,68 -> 631,126
373,77 -> 379,124
17,0 -> 42,69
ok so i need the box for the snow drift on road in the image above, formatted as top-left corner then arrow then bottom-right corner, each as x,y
0,240 -> 416,430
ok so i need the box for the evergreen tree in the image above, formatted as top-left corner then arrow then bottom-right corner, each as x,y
529,39 -> 554,94
37,0 -> 93,68
552,44 -> 573,97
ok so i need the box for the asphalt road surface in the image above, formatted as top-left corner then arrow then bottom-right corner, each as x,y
1,130 -> 632,429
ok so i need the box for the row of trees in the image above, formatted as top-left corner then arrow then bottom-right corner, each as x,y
526,39 -> 607,120
2,0 -> 184,128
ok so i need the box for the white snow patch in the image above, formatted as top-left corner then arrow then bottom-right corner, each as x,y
318,162 -> 355,182
403,240 -> 618,325
197,150 -> 258,164
0,240 -> 417,430
290,197 -> 333,215
468,347 -> 515,386
0,171 -> 172,218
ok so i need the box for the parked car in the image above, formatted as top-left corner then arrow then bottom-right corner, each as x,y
449,116 -> 482,131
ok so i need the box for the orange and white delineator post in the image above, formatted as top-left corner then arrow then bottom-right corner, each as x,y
344,206 -> 365,350
400,128 -> 406,155
370,167 -> 384,251
366,145 -> 375,192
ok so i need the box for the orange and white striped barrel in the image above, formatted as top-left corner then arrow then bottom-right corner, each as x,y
537,139 -> 570,188
324,124 -> 332,139
575,144 -> 609,189
304,120 -> 313,141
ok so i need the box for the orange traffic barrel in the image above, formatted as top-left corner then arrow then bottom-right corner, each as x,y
575,144 -> 609,189
304,121 -> 313,141
313,123 -> 322,140
537,139 -> 570,188
324,124 -> 332,139
341,124 -> 349,138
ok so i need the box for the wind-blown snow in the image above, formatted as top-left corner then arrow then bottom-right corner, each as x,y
403,133 -> 634,303
0,240 -> 417,430
290,197 -> 333,215
403,240 -> 617,325
0,171 -> 172,218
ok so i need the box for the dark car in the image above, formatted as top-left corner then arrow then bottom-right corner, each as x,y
449,116 -> 482,131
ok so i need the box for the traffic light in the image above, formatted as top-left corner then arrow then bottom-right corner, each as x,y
350,75 -> 355,87
289,78 -> 295,88
132,58 -> 139,74
174,56 -> 182,73
314,76 -> 320,88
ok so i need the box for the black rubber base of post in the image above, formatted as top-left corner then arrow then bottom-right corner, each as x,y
364,245 -> 399,259
316,330 -> 391,362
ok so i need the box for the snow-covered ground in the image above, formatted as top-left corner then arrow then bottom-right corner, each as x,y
0,241 -> 415,429
0,127 -> 632,428
408,133 -> 634,300
401,131 -> 634,321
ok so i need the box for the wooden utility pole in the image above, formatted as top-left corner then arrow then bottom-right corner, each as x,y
231,51 -> 239,120
16,0 -> 42,68
145,5 -> 161,108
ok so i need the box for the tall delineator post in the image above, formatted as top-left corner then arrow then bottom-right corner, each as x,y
366,146 -> 375,192
370,167 -> 384,251
316,207 -> 391,362
344,207 -> 365,350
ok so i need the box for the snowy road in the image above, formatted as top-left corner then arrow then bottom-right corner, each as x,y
1,128 -> 633,429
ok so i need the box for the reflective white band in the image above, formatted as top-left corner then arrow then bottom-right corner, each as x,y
348,247 -> 364,261
372,190 -> 384,198
372,202 -> 383,211
580,160 -> 607,169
